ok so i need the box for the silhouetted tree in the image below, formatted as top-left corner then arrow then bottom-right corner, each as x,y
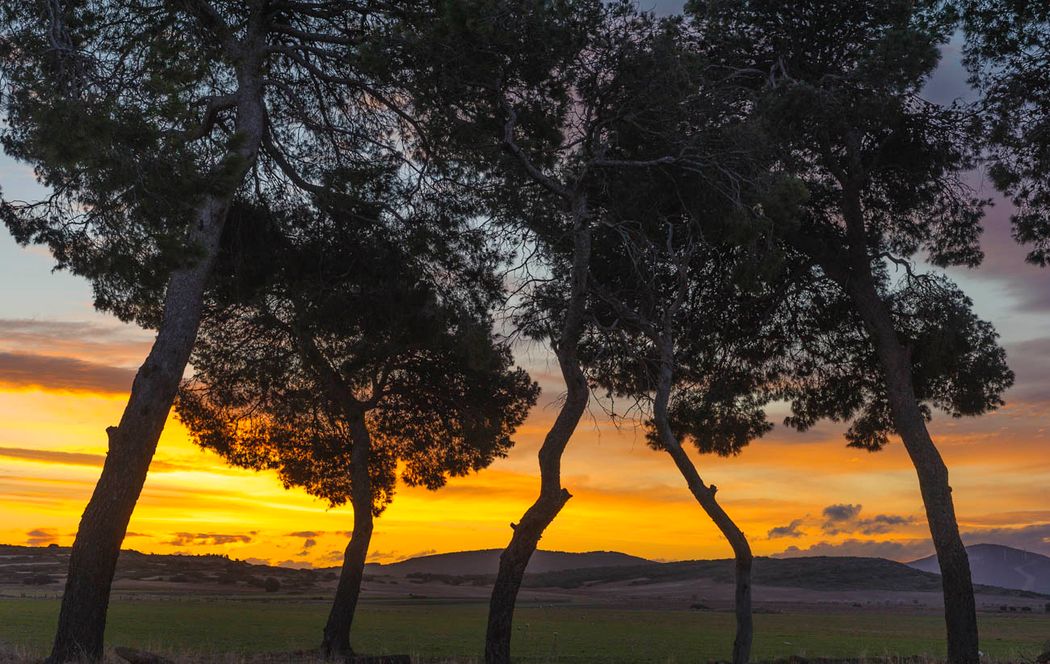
400,4 -> 713,661
0,2 -> 426,660
690,2 -> 1015,660
562,21 -> 790,659
583,225 -> 786,664
959,1 -> 1050,265
177,200 -> 537,659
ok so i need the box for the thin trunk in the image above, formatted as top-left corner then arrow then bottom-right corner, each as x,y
322,413 -> 374,660
46,49 -> 267,664
652,336 -> 752,664
485,211 -> 591,664
840,182 -> 979,664
662,443 -> 753,664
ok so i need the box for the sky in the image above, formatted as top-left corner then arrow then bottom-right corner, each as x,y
0,28 -> 1048,570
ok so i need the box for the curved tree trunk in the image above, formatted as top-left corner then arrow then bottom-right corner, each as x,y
322,413 -> 374,659
652,336 -> 752,664
840,184 -> 979,664
485,214 -> 591,664
46,54 -> 267,664
662,443 -> 753,663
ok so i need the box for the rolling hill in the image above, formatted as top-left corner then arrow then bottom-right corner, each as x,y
363,549 -> 651,576
2,543 -> 1045,601
908,543 -> 1050,594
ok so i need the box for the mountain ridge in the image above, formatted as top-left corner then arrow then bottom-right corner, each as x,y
908,543 -> 1050,594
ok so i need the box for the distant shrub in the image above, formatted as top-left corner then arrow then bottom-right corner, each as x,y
263,577 -> 281,593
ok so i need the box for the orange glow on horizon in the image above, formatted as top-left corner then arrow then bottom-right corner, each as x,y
2,376 -> 1048,568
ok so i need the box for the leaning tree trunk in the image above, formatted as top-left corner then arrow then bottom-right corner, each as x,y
322,413 -> 375,659
662,442 -> 753,664
652,337 -> 752,664
47,70 -> 266,664
841,186 -> 979,664
485,215 -> 591,664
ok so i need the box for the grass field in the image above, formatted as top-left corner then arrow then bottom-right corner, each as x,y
1,597 -> 1048,663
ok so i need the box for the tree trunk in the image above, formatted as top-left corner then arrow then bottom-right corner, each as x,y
485,212 -> 591,664
662,443 -> 753,663
839,183 -> 979,664
322,413 -> 375,660
652,335 -> 752,664
46,57 -> 267,664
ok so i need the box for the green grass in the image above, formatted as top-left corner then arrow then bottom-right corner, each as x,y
1,597 -> 1047,663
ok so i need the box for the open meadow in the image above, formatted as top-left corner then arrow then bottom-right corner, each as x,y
2,597 -> 1049,663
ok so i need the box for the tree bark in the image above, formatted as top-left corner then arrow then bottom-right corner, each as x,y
46,44 -> 267,664
661,443 -> 753,663
652,336 -> 752,664
322,412 -> 375,659
839,182 -> 979,664
484,211 -> 591,664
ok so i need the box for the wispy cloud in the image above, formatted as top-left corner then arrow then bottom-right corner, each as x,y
166,532 -> 253,546
25,527 -> 59,546
0,352 -> 134,394
0,446 -> 195,472
0,319 -> 150,366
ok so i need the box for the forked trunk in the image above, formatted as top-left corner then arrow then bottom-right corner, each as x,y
840,183 -> 979,664
47,60 -> 266,664
322,413 -> 374,659
485,213 -> 591,664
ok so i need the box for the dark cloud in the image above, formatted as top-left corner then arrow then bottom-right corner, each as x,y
823,504 -> 862,522
0,351 -> 134,394
26,528 -> 59,546
821,504 -> 913,535
767,519 -> 805,539
288,531 -> 322,538
166,532 -> 252,546
859,514 -> 915,536
302,538 -> 317,549
822,504 -> 863,533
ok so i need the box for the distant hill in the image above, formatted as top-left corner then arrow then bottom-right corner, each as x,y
378,551 -> 1045,598
909,543 -> 1050,594
0,544 -> 325,592
364,549 -> 651,577
517,556 -> 1034,594
2,543 -> 1044,601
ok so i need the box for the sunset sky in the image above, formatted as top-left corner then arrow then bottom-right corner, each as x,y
1,30 -> 1048,570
